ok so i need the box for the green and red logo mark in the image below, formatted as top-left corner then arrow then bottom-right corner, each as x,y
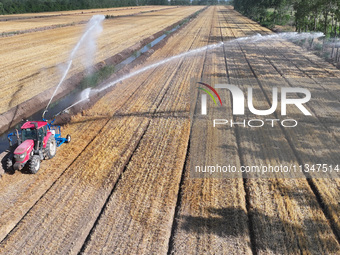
197,82 -> 222,115
197,82 -> 223,106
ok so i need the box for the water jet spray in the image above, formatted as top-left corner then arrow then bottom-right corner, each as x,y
65,32 -> 324,112
42,15 -> 105,120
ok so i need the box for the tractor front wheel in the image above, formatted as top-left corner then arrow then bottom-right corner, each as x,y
45,136 -> 57,159
29,155 -> 40,174
6,154 -> 14,173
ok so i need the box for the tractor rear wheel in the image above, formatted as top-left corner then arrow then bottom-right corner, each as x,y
28,155 -> 40,174
44,136 -> 57,159
6,154 -> 14,173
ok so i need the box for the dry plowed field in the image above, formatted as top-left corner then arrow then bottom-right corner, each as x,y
0,5 -> 339,255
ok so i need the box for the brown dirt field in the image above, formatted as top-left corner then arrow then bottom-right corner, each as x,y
0,5 -> 339,255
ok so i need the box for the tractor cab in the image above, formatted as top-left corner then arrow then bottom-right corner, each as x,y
20,121 -> 48,149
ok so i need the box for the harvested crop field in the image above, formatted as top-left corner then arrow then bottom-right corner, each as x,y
0,6 -> 174,32
0,5 -> 203,128
0,5 -> 339,255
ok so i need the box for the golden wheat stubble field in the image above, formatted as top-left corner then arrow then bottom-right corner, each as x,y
0,6 -> 175,33
0,5 -> 340,255
0,6 -> 211,254
173,5 -> 339,255
226,10 -> 340,251
171,6 -> 340,255
0,5 -> 203,117
0,6 -> 168,21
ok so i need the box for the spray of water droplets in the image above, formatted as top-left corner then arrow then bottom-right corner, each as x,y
43,15 -> 105,118
62,32 -> 324,113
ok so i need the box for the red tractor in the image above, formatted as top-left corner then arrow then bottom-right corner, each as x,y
6,119 -> 70,174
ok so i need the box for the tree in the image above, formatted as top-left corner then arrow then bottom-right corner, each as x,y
148,0 -> 168,4
170,0 -> 190,5
0,2 -> 4,14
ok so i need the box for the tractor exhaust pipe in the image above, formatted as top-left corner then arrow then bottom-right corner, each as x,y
33,122 -> 39,151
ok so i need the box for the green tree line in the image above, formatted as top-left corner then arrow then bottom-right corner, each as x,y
234,0 -> 340,36
0,0 -> 167,14
0,0 -> 227,15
